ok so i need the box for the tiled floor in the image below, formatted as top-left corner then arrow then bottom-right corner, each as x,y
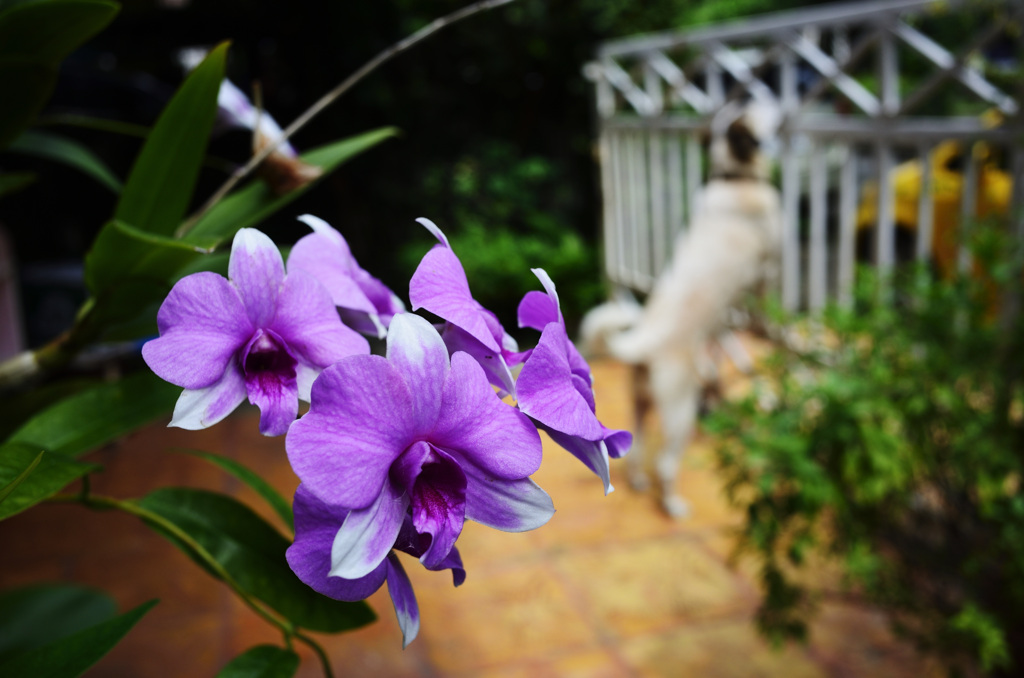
0,358 -> 942,677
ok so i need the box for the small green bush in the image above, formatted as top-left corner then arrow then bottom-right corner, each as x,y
707,224 -> 1024,676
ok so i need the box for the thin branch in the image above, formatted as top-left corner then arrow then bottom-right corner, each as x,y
176,0 -> 516,238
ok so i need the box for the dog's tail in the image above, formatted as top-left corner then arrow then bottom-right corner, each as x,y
578,298 -> 645,361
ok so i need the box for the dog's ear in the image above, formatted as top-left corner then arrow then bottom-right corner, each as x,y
725,119 -> 759,164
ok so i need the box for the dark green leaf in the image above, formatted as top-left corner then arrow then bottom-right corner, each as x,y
9,129 -> 121,192
0,444 -> 96,520
0,445 -> 43,503
115,42 -> 227,235
0,58 -> 56,149
215,645 -> 299,678
0,0 -> 119,63
0,0 -> 118,148
183,127 -> 398,250
0,378 -> 98,440
84,219 -> 206,295
177,449 -> 294,532
0,169 -> 36,196
137,488 -> 375,633
6,371 -> 179,457
0,584 -> 117,664
36,112 -> 149,139
0,598 -> 156,678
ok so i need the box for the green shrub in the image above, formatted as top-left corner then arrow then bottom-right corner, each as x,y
707,224 -> 1024,676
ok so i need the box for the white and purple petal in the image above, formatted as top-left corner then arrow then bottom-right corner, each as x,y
230,229 -> 287,328
391,442 -> 467,570
329,480 -> 409,580
433,352 -> 543,480
385,553 -> 420,649
286,355 -> 416,509
143,272 -> 252,389
286,485 -> 389,602
386,314 -> 448,434
240,328 -> 299,436
461,463 -> 555,532
168,364 -> 247,430
516,322 -> 604,441
542,426 -> 614,496
409,220 -> 500,353
440,323 -> 516,398
270,269 -> 369,366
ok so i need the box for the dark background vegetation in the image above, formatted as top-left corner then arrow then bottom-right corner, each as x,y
2,0 -> 825,343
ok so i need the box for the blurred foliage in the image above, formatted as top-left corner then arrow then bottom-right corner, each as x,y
707,221 -> 1024,676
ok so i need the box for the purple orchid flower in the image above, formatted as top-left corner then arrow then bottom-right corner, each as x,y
142,228 -> 369,436
408,218 -> 522,397
287,484 -> 466,647
515,269 -> 632,495
285,312 -> 554,641
286,215 -> 406,339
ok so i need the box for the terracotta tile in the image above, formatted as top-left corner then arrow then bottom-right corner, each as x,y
410,558 -> 598,673
620,619 -> 825,678
551,537 -> 752,638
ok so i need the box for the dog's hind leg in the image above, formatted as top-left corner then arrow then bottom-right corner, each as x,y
654,376 -> 700,519
627,364 -> 652,491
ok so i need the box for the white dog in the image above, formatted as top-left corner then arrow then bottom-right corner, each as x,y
580,100 -> 783,518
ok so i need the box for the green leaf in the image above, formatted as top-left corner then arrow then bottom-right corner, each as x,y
6,371 -> 180,457
137,488 -> 375,633
177,449 -> 294,532
0,169 -> 36,197
0,444 -> 97,520
0,598 -> 156,678
115,42 -> 227,235
0,446 -> 42,504
0,378 -> 98,440
9,129 -> 121,192
0,584 -> 117,664
0,0 -> 119,63
84,219 -> 206,295
183,127 -> 398,250
0,0 -> 118,149
0,58 -> 57,149
215,645 -> 299,678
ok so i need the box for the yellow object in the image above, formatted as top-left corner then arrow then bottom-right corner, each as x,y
855,139 -> 1013,276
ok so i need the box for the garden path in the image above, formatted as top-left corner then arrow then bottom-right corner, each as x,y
0,352 -> 943,677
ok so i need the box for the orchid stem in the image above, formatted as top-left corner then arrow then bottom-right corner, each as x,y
175,0 -> 516,238
295,631 -> 335,678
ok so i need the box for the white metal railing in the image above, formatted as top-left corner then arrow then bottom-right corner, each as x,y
585,0 -> 1024,311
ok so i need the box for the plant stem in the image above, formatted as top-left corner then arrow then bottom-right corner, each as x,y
175,0 -> 516,238
295,631 -> 335,678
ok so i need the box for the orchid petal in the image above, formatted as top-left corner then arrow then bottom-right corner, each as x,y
286,355 -> 415,509
143,272 -> 252,389
271,269 -> 369,365
286,485 -> 388,601
517,290 -> 559,332
517,322 -> 604,441
434,352 -> 542,479
409,241 -> 499,352
329,480 -> 408,579
415,217 -> 450,248
385,553 -> 420,649
440,324 -> 516,398
603,426 -> 633,459
391,442 -> 467,570
385,313 -> 449,433
241,329 -> 299,436
542,425 -> 615,495
168,364 -> 247,430
295,362 -> 319,402
462,463 -> 555,532
230,228 -> 286,328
